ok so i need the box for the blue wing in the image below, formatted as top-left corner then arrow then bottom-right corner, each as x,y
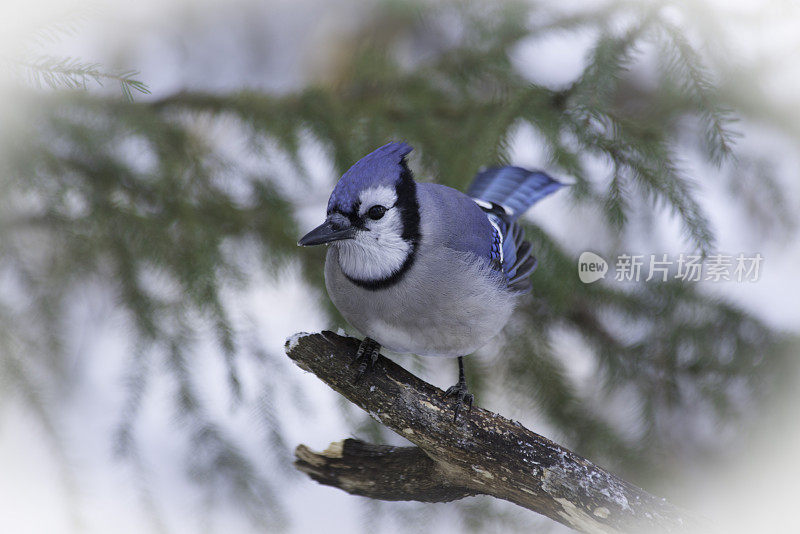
417,183 -> 496,261
467,166 -> 564,293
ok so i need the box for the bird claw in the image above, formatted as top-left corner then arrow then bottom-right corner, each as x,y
352,337 -> 381,384
443,382 -> 473,422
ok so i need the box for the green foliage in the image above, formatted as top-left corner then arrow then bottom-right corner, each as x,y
0,1 -> 795,531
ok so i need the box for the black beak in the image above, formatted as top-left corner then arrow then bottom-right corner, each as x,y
298,218 -> 356,246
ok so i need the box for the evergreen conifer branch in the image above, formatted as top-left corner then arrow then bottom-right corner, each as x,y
10,56 -> 150,101
656,20 -> 739,165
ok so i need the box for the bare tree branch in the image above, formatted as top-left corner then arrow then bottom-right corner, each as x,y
285,331 -> 703,534
295,439 -> 477,503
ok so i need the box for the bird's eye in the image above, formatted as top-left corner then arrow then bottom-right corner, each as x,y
367,205 -> 387,220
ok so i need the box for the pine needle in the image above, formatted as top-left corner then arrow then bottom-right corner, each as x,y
11,56 -> 151,101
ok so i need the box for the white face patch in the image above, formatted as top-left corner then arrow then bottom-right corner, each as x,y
356,186 -> 397,217
335,186 -> 412,283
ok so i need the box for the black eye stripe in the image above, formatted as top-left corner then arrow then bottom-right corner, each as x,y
328,208 -> 364,228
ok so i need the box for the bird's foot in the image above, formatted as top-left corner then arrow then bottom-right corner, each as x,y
443,381 -> 473,422
352,337 -> 381,383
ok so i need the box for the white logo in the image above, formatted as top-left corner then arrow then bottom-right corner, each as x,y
578,252 -> 608,283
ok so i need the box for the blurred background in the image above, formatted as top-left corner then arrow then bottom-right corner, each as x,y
1,0 -> 799,532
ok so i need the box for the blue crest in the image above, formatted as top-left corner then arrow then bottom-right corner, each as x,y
327,142 -> 413,213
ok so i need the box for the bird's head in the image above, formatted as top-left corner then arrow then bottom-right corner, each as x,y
298,142 -> 421,288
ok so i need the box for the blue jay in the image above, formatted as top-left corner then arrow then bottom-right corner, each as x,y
299,142 -> 564,420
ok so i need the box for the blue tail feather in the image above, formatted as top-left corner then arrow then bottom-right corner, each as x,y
467,166 -> 564,221
467,166 -> 564,292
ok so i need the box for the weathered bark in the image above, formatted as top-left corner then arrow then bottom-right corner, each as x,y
295,439 -> 477,503
286,331 -> 701,534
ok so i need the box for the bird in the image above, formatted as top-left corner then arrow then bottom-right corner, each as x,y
298,142 -> 565,420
